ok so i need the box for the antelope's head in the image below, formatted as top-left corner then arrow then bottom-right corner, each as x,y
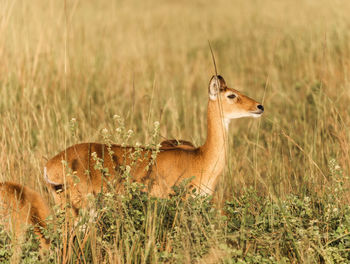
208,75 -> 264,120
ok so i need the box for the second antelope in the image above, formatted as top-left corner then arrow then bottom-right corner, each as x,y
0,182 -> 50,250
45,75 -> 264,214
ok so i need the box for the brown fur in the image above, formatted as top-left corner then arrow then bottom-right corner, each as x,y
160,139 -> 195,150
45,75 -> 263,214
0,182 -> 50,249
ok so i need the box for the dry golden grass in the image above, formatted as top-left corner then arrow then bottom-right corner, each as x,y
1,0 -> 349,196
0,0 -> 350,262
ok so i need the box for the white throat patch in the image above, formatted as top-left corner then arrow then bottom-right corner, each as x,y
223,118 -> 231,131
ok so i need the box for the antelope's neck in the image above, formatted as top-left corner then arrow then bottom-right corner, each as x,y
198,100 -> 228,193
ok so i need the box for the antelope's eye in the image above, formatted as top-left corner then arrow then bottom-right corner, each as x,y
227,94 -> 236,99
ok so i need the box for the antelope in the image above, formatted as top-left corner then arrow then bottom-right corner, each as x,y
44,75 -> 264,214
0,182 -> 50,250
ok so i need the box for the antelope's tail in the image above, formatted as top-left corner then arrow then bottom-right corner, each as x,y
43,167 -> 65,191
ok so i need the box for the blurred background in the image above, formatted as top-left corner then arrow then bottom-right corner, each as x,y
0,0 -> 349,202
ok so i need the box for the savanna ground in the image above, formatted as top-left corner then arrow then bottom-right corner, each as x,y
1,0 -> 350,263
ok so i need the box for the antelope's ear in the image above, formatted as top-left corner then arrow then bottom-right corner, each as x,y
208,75 -> 227,101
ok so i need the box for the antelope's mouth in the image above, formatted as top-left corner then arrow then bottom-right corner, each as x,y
250,110 -> 264,117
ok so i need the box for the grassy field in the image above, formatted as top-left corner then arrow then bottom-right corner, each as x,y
1,0 -> 350,263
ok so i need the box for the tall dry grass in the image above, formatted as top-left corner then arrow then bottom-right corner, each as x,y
1,0 -> 349,197
0,0 -> 350,262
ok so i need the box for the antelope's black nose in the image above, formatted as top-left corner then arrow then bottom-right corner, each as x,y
257,105 -> 264,112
